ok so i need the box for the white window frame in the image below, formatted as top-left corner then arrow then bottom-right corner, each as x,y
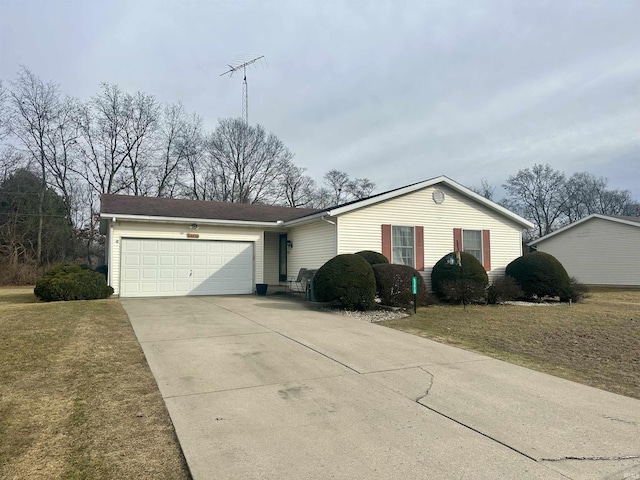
391,225 -> 415,267
462,229 -> 483,264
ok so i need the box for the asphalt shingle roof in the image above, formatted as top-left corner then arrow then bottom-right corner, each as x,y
100,194 -> 322,223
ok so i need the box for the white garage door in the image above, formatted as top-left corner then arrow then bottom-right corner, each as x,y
120,239 -> 254,297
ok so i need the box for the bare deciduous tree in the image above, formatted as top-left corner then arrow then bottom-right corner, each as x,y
75,83 -> 131,195
348,177 -> 375,199
155,104 -> 206,199
564,172 -> 634,222
122,90 -> 159,195
9,67 -> 69,264
323,169 -> 351,205
321,169 -> 376,206
206,118 -> 292,204
280,161 -> 318,207
472,178 -> 495,201
502,163 -> 568,238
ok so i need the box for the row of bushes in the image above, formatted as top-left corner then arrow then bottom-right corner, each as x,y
312,250 -> 587,311
433,251 -> 587,304
312,250 -> 429,310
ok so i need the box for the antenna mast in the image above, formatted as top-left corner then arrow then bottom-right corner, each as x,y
220,55 -> 265,125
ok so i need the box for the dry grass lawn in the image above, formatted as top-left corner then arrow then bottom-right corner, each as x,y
381,289 -> 640,400
0,287 -> 191,480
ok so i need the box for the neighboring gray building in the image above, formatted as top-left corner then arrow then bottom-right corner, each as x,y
529,214 -> 640,287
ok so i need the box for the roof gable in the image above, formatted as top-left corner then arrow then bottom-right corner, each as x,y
529,214 -> 640,246
322,175 -> 534,229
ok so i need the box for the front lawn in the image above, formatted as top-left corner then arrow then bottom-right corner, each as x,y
380,289 -> 640,399
0,287 -> 190,479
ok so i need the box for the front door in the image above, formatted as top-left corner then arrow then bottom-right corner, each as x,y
279,234 -> 288,282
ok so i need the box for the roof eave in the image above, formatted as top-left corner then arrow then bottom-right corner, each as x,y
282,211 -> 332,226
100,212 -> 285,228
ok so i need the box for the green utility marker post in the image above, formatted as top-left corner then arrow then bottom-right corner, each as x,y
411,276 -> 418,314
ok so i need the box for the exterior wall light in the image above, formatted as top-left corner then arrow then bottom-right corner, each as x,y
287,240 -> 293,249
190,223 -> 199,230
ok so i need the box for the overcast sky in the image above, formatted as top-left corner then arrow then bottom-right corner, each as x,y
1,0 -> 638,198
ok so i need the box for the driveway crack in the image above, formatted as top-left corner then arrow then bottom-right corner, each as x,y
540,454 -> 640,462
415,367 -> 434,403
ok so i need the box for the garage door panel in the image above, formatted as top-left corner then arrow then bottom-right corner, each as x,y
141,268 -> 158,280
176,243 -> 191,253
159,256 -> 174,266
176,255 -> 191,266
176,268 -> 191,279
159,242 -> 175,253
159,268 -> 174,279
142,256 -> 158,266
120,239 -> 254,297
192,255 -> 207,266
142,242 -> 158,253
122,254 -> 140,267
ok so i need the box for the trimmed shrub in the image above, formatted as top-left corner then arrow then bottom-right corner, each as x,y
34,264 -> 114,302
355,250 -> 389,266
372,264 -> 430,307
505,252 -> 572,301
431,252 -> 488,304
313,254 -> 376,310
487,275 -> 523,304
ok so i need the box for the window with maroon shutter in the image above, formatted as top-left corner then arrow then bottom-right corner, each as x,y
382,224 -> 424,270
381,224 -> 392,262
415,226 -> 424,271
455,228 -> 491,271
453,228 -> 462,252
482,230 -> 491,271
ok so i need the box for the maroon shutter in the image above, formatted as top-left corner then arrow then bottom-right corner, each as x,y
482,230 -> 491,271
382,224 -> 392,262
415,226 -> 424,271
453,228 -> 462,252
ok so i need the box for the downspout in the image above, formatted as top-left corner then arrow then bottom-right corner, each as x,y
108,218 -> 115,290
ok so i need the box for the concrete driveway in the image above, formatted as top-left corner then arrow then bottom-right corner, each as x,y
121,296 -> 640,480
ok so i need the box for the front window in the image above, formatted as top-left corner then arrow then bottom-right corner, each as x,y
392,226 -> 414,266
463,230 -> 482,263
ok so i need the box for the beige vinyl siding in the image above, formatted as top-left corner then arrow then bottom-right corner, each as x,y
337,185 -> 524,289
287,221 -> 336,278
263,232 -> 281,284
109,220 -> 264,295
535,218 -> 640,286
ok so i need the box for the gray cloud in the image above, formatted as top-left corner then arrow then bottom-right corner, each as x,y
1,0 -> 638,197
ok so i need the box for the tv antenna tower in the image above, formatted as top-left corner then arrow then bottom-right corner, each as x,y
220,55 -> 265,125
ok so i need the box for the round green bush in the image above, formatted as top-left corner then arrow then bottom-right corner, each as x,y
34,264 -> 114,302
313,254 -> 376,310
372,263 -> 430,307
354,250 -> 389,266
505,252 -> 571,301
431,252 -> 488,304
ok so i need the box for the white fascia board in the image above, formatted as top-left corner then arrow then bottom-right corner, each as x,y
99,213 -> 282,228
325,175 -> 535,229
282,212 -> 330,227
529,214 -> 640,246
